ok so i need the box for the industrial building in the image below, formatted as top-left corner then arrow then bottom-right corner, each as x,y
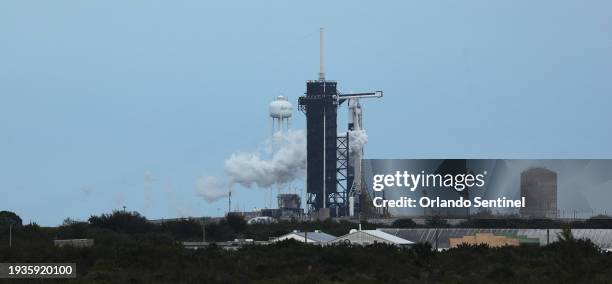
180,224 -> 612,251
448,233 -> 538,248
183,239 -> 268,251
329,228 -> 414,247
277,194 -> 303,217
246,216 -> 275,224
379,228 -> 612,250
520,167 -> 558,219
271,230 -> 336,245
54,239 -> 95,248
258,193 -> 304,220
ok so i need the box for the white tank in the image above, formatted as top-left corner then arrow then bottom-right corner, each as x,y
269,96 -> 293,118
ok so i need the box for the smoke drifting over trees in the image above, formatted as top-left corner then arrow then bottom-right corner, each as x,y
196,129 -> 306,202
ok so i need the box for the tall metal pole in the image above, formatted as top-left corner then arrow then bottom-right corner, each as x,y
228,190 -> 232,214
9,224 -> 12,249
319,27 -> 325,81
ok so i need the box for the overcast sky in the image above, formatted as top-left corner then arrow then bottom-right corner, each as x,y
1,1 -> 611,225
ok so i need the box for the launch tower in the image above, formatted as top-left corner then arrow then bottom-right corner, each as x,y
298,28 -> 382,216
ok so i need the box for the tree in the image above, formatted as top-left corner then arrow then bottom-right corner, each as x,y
88,210 -> 156,234
223,213 -> 247,233
161,219 -> 203,241
557,227 -> 575,243
0,211 -> 22,226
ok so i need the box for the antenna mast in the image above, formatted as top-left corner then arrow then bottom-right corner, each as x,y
319,27 -> 325,81
228,189 -> 232,214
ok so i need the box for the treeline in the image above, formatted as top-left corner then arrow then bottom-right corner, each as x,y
3,210 -> 612,245
2,210 -> 612,283
0,210 -> 383,246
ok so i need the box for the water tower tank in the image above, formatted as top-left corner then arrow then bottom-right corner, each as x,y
269,96 -> 292,132
269,96 -> 292,118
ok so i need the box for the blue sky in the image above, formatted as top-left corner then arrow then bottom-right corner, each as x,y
1,1 -> 611,225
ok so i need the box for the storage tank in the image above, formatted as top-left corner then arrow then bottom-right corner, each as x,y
520,167 -> 558,219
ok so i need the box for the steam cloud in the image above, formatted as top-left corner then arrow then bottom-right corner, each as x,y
196,176 -> 229,202
224,129 -> 306,188
349,130 -> 368,153
195,129 -> 306,203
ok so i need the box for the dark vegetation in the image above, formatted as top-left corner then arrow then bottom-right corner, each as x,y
1,210 -> 612,283
0,211 -> 22,226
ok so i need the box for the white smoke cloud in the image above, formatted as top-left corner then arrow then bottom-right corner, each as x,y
195,129 -> 306,203
348,130 -> 368,153
224,129 -> 306,188
195,176 -> 229,202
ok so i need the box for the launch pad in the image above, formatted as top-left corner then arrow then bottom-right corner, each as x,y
298,28 -> 383,217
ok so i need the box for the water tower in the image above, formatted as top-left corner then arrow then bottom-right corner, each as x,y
266,96 -> 293,208
269,96 -> 292,133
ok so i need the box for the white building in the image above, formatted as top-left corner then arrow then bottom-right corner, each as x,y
271,230 -> 336,245
329,229 -> 414,247
54,239 -> 95,248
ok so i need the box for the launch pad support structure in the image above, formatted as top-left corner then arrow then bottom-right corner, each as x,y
298,28 -> 383,217
298,87 -> 382,216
